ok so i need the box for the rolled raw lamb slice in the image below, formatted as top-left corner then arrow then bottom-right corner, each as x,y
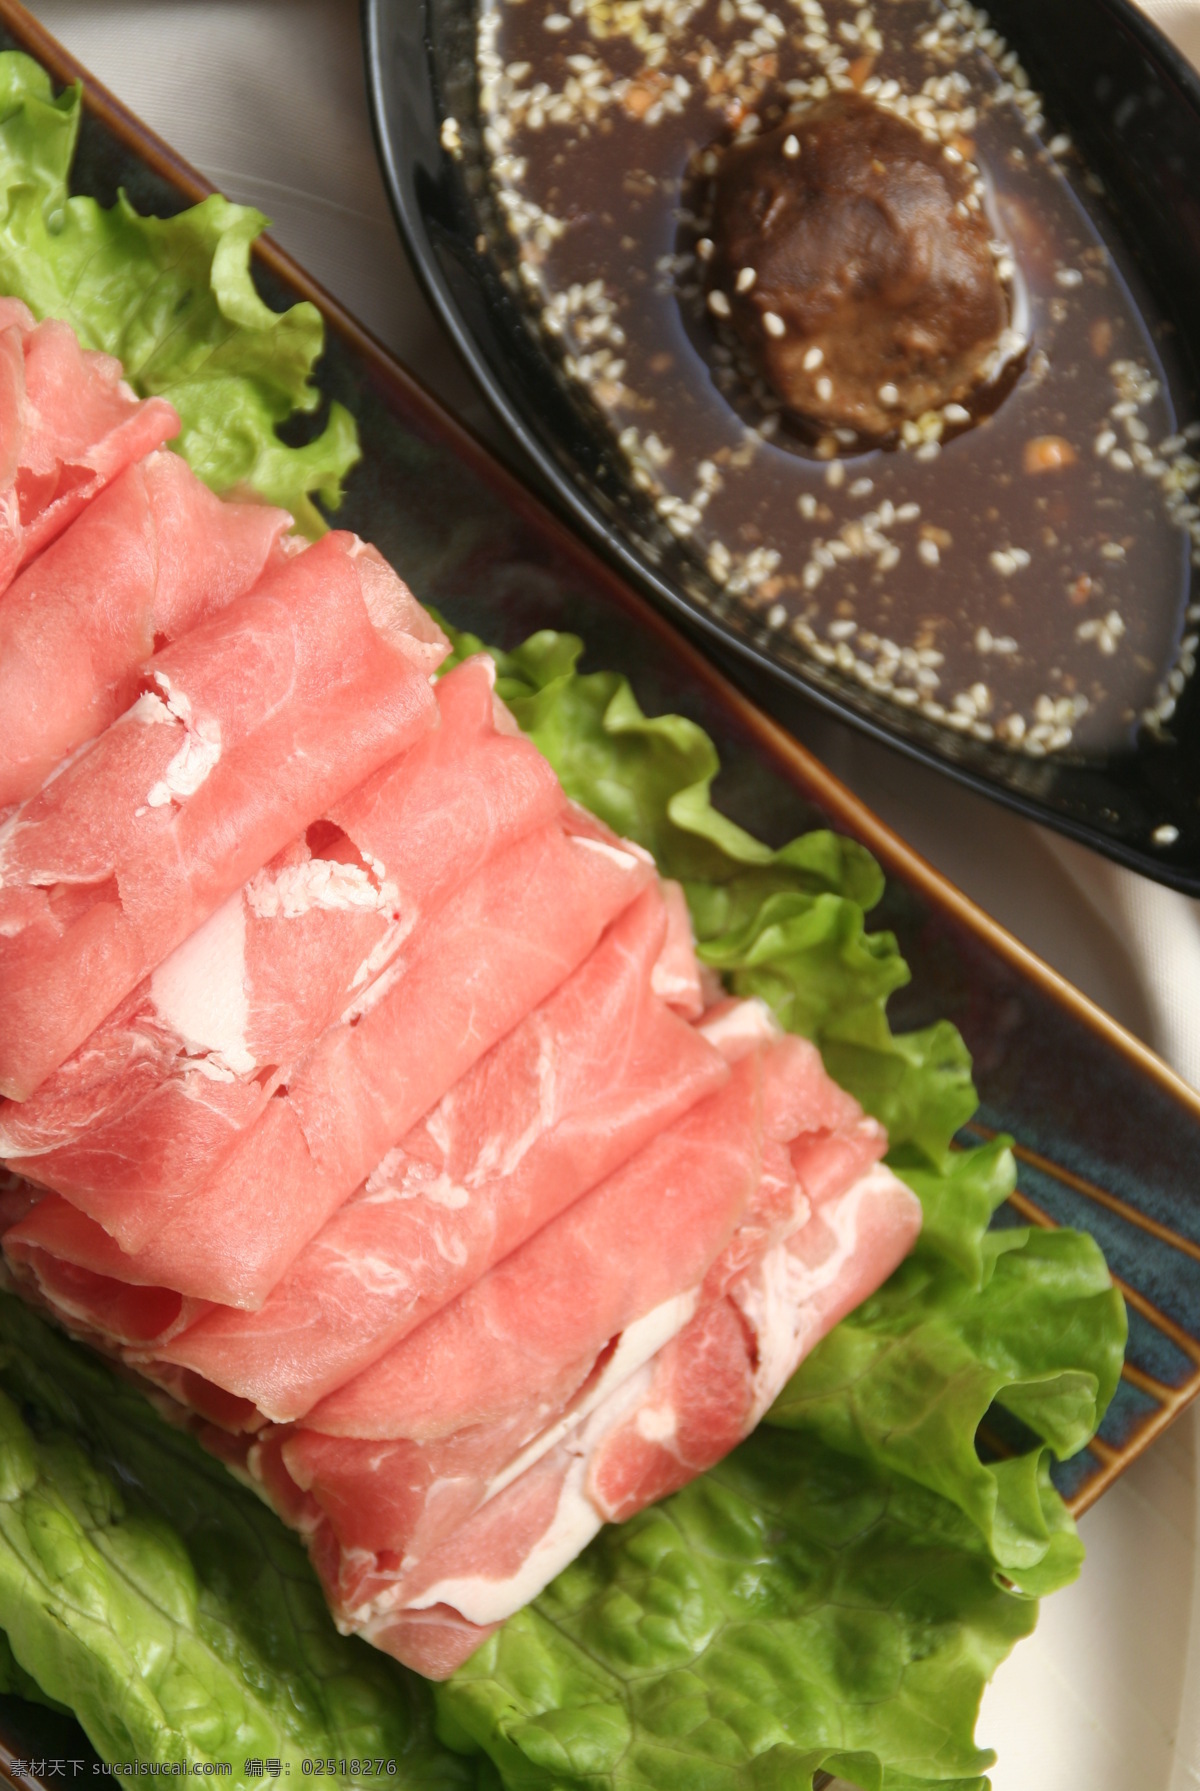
0,450 -> 293,808
301,1024 -> 786,1445
254,1014 -> 898,1650
0,658 -> 564,1207
0,531 -> 447,1100
5,809 -> 656,1307
263,1018 -> 861,1584
3,882 -> 726,1404
0,300 -> 179,595
151,881 -> 729,1417
330,1156 -> 920,1679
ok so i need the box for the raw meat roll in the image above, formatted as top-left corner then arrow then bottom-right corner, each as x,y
316,1154 -> 919,1678
0,451 -> 292,808
0,532 -> 447,1099
0,659 -> 563,1206
0,300 -> 178,595
152,882 -> 730,1416
6,811 -> 655,1307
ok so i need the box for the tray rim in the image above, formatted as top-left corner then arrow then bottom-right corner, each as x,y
0,0 -> 1198,1514
360,0 -> 1200,897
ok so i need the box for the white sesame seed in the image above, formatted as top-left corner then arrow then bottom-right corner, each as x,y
1153,824 -> 1180,846
544,13 -> 572,29
1055,267 -> 1083,288
764,310 -> 786,338
1110,448 -> 1134,471
943,403 -> 971,425
798,493 -> 818,519
816,374 -> 834,401
708,290 -> 732,318
696,237 -> 715,262
828,618 -> 857,639
826,461 -> 845,488
918,538 -> 940,566
783,133 -> 801,157
736,266 -> 757,292
877,382 -> 901,407
803,346 -> 825,371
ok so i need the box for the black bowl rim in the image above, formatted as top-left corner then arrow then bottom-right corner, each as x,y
362,0 -> 1200,897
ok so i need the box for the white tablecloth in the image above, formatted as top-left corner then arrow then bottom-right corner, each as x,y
20,3 -> 1200,1784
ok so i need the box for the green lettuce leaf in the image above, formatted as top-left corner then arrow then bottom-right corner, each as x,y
767,1223 -> 1126,1594
0,1293 -> 473,1790
436,1427 -> 1038,1791
0,1625 -> 68,1712
0,51 -> 359,533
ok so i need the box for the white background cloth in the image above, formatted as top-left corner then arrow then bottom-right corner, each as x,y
19,1 -> 1200,1783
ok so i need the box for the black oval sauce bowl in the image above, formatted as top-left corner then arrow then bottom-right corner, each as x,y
364,0 -> 1200,892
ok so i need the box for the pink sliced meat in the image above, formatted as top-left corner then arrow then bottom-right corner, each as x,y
0,533 -> 447,1100
4,1194 -> 196,1344
6,1241 -> 201,1350
0,659 -> 562,1207
275,1106 -> 807,1577
251,1033 -> 908,1674
317,1157 -> 920,1679
650,880 -> 709,1018
23,813 -> 653,1307
0,451 -> 292,808
0,305 -> 178,595
304,1035 -> 772,1443
267,1030 -> 821,1569
156,884 -> 728,1418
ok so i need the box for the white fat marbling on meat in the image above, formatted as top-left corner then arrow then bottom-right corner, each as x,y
436,1016 -> 560,1187
404,1368 -> 657,1626
361,1150 -> 471,1213
0,735 -> 104,883
340,946 -> 409,1024
246,857 -> 397,921
698,996 -> 779,1056
478,1287 -> 702,1507
408,1454 -> 601,1626
735,1163 -> 908,1424
650,958 -> 695,1007
571,835 -> 643,870
347,912 -> 415,994
150,889 -> 254,1076
635,1402 -> 678,1443
143,673 -> 221,808
124,690 -> 175,727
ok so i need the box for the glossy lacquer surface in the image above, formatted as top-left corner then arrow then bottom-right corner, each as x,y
1,0 -> 1200,1778
364,0 -> 1200,894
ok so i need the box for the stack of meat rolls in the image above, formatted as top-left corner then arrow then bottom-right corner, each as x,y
0,312 -> 922,1679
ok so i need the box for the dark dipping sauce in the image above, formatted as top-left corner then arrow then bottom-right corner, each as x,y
477,0 -> 1200,756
